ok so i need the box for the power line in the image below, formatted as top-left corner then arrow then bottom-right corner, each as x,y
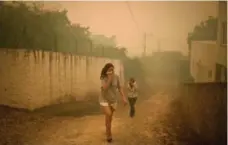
126,2 -> 153,56
125,1 -> 145,56
125,1 -> 141,34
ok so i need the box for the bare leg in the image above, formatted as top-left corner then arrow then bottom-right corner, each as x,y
109,106 -> 115,137
102,106 -> 114,142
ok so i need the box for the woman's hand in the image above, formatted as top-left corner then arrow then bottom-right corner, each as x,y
122,96 -> 128,106
107,73 -> 114,82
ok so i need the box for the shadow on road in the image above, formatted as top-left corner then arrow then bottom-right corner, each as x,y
33,100 -> 102,117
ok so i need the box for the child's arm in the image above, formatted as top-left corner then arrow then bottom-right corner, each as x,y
133,82 -> 138,91
127,82 -> 133,91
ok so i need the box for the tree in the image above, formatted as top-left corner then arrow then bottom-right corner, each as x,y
187,16 -> 218,44
90,34 -> 127,59
0,1 -> 129,60
90,34 -> 116,48
117,47 -> 127,59
0,1 -> 91,54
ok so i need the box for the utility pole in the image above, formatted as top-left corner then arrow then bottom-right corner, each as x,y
143,33 -> 147,56
102,45 -> 104,57
143,32 -> 154,56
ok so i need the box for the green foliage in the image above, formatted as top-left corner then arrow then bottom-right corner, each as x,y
90,34 -> 127,59
0,2 -> 127,59
187,16 -> 218,44
0,2 -> 148,84
91,34 -> 116,48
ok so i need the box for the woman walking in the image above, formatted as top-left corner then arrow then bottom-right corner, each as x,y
99,63 -> 127,143
127,77 -> 138,118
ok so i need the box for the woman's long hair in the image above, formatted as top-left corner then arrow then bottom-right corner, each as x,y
100,63 -> 114,79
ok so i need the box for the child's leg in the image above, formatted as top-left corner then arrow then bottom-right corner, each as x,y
131,98 -> 137,116
128,98 -> 134,117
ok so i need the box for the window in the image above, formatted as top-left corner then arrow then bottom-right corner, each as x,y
208,70 -> 212,78
221,21 -> 227,45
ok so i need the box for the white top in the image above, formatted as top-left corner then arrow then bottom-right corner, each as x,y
127,81 -> 138,98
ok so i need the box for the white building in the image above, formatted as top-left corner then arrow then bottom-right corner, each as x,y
190,1 -> 227,83
190,41 -> 217,82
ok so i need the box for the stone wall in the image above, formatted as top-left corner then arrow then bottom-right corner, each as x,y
177,83 -> 227,144
0,48 -> 124,110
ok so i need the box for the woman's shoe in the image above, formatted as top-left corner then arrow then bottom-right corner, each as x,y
106,129 -> 112,143
107,137 -> 113,143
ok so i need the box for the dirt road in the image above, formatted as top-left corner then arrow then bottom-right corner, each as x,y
0,90 -> 199,145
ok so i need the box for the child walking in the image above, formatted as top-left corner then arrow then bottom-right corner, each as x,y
127,78 -> 138,118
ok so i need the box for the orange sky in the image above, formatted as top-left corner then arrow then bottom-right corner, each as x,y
44,1 -> 217,56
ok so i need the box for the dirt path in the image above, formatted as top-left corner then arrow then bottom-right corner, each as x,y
0,91 -> 183,145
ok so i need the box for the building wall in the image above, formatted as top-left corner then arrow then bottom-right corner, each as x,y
216,1 -> 227,66
0,48 -> 124,110
216,1 -> 227,82
190,41 -> 217,82
177,83 -> 226,144
189,2 -> 227,83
